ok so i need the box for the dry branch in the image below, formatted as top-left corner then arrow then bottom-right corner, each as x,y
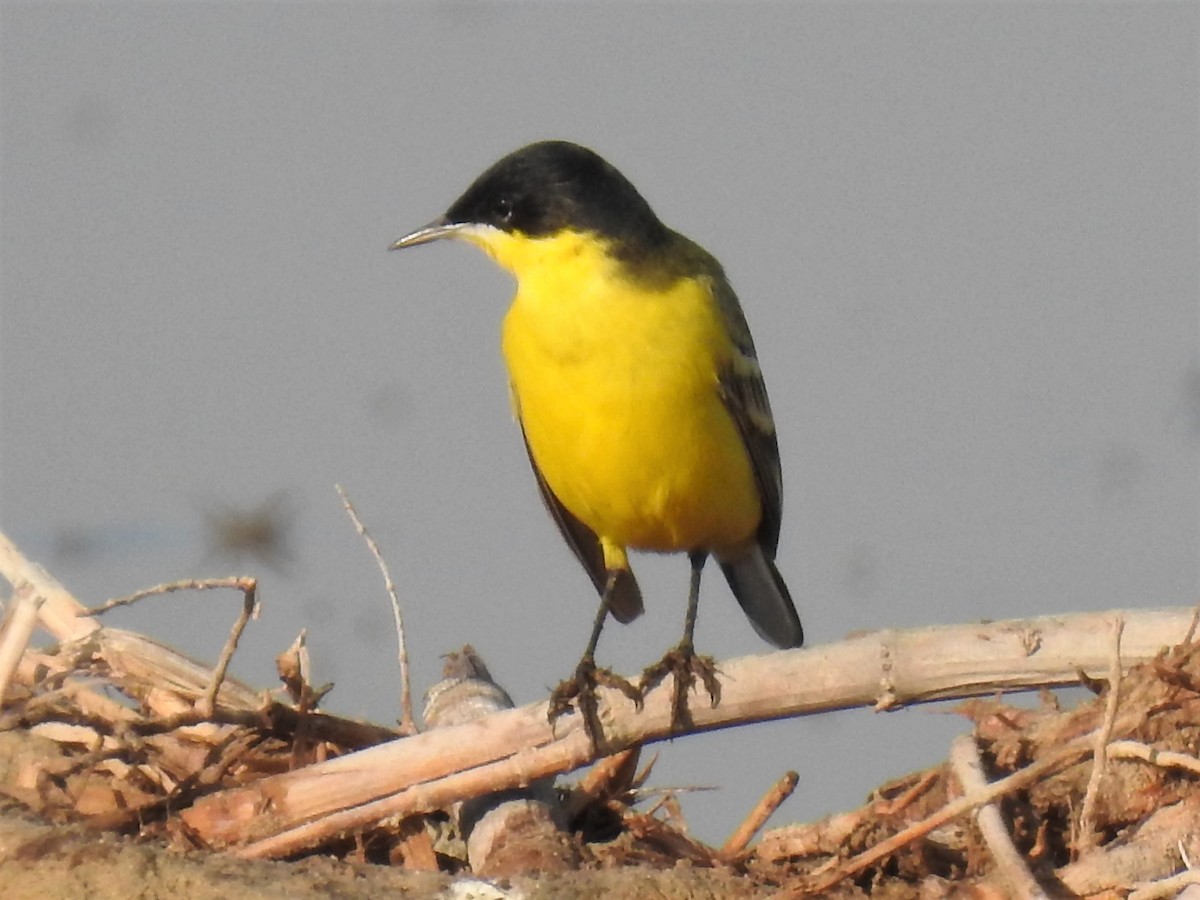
720,770 -> 798,859
1108,740 -> 1200,776
949,734 -> 1049,899
335,484 -> 415,735
1078,615 -> 1124,852
178,606 -> 1196,856
0,584 -> 44,705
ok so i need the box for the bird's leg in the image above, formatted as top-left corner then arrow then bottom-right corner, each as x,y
548,572 -> 642,748
640,550 -> 722,731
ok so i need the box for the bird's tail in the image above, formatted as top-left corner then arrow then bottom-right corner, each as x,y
606,567 -> 643,624
720,545 -> 804,649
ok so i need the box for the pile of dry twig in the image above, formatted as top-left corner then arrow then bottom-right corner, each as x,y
1,528 -> 1198,898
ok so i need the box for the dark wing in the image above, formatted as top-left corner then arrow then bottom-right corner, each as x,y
516,417 -> 643,623
710,276 -> 784,557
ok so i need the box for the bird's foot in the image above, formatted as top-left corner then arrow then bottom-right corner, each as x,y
639,642 -> 721,732
548,657 -> 642,749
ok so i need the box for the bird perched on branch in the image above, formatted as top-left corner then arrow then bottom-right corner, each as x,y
391,140 -> 803,744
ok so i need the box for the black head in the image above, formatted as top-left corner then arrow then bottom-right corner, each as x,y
441,141 -> 667,246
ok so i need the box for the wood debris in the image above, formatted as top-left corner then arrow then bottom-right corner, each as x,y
2,529 -> 1200,897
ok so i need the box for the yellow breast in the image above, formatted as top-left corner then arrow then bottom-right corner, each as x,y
486,229 -> 762,556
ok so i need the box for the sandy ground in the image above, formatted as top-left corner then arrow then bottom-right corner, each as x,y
0,802 -> 779,900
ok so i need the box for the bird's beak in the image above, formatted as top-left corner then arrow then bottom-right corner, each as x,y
389,218 -> 471,251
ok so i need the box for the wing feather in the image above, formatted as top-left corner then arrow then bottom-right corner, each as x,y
710,277 -> 784,557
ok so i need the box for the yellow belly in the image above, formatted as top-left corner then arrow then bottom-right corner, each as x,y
499,238 -> 761,557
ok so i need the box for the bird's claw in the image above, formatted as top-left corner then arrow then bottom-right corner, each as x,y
639,643 -> 721,732
548,658 -> 642,749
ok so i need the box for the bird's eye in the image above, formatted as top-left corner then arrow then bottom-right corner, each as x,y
494,196 -> 514,224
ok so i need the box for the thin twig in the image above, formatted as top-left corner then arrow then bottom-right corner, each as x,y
335,483 -> 415,734
84,577 -> 258,719
1078,615 -> 1124,852
203,579 -> 258,718
874,770 -> 939,816
949,734 -> 1050,899
87,577 -> 253,615
565,746 -> 642,820
1107,740 -> 1200,777
0,582 -> 45,705
277,630 -> 321,768
720,770 -> 799,859
1183,600 -> 1200,645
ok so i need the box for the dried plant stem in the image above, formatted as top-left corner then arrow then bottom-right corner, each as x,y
720,770 -> 799,859
0,531 -> 100,642
205,580 -> 258,717
1183,601 -> 1200,645
1107,740 -> 1200,776
949,734 -> 1050,899
1078,615 -> 1124,852
0,583 -> 45,705
87,577 -> 251,615
336,484 -> 414,734
176,602 -> 1200,858
85,577 -> 259,719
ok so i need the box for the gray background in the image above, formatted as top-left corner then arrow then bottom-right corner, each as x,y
2,2 -> 1197,844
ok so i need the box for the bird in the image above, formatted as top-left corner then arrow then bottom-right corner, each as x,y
391,140 -> 803,743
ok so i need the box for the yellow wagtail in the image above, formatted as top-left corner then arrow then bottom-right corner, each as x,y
392,141 -> 802,740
